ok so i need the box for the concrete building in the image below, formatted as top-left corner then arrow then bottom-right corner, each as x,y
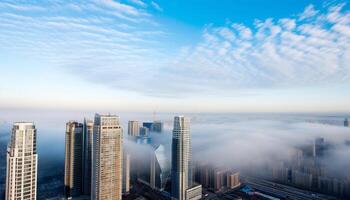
6,122 -> 38,200
92,114 -> 123,200
185,184 -> 202,200
226,172 -> 240,189
171,116 -> 192,200
291,170 -> 313,189
128,121 -> 140,137
64,121 -> 84,198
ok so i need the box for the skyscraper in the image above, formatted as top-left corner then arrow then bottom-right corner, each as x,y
92,114 -> 123,200
139,127 -> 149,136
64,121 -> 84,198
122,152 -> 130,194
152,121 -> 163,132
150,144 -> 170,190
171,116 -> 192,200
6,122 -> 38,200
83,119 -> 94,195
128,120 -> 140,137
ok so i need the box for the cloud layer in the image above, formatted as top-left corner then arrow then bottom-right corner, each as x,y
1,1 -> 350,97
165,4 -> 350,93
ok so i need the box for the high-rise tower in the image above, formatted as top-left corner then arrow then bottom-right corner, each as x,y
83,119 -> 94,195
64,121 -> 84,198
128,121 -> 140,137
92,114 -> 123,200
171,116 -> 192,200
6,122 -> 38,200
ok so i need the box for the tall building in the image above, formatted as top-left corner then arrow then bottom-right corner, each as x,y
171,116 -> 193,200
143,122 -> 153,130
345,118 -> 349,127
139,127 -> 149,136
92,114 -> 123,200
152,121 -> 163,132
142,121 -> 163,132
128,121 -> 140,137
150,144 -> 170,190
83,119 -> 93,195
226,172 -> 240,189
122,152 -> 130,194
6,122 -> 38,200
313,137 -> 325,158
64,121 -> 84,198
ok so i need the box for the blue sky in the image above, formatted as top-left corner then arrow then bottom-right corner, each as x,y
0,0 -> 350,113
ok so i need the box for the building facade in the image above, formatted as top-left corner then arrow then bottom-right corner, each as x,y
92,114 -> 123,200
64,121 -> 84,198
6,122 -> 38,200
83,119 -> 94,195
171,116 -> 192,200
128,121 -> 140,137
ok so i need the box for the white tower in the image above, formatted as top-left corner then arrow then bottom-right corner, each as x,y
171,116 -> 192,200
92,114 -> 123,200
6,122 -> 38,200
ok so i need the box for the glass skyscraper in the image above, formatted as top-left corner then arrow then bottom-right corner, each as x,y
171,116 -> 192,200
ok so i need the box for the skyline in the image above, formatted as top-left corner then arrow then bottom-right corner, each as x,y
1,0 -> 350,113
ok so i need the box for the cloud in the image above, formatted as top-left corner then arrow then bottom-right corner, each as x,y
161,3 -> 350,94
151,1 -> 163,12
122,113 -> 350,179
129,0 -> 147,8
299,4 -> 319,20
0,0 -> 165,92
1,1 -> 350,98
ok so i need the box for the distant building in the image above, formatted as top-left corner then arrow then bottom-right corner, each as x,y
92,114 -> 123,200
185,184 -> 202,200
152,121 -> 163,132
291,170 -> 313,189
128,121 -> 140,137
345,118 -> 349,127
139,127 -> 149,136
143,122 -> 153,130
318,176 -> 347,197
194,163 -> 211,188
64,121 -> 84,198
142,121 -> 164,133
6,122 -> 38,200
171,116 -> 192,200
313,137 -> 325,158
226,172 -> 240,189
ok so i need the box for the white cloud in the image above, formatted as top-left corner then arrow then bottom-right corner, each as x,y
151,1 -> 163,12
299,4 -> 319,20
163,3 -> 350,93
129,0 -> 147,7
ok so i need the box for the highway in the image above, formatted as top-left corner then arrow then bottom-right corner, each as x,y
242,176 -> 338,200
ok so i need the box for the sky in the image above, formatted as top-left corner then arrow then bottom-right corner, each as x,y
0,0 -> 350,113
